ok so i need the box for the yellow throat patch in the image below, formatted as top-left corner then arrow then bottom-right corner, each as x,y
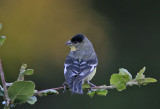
70,46 -> 77,51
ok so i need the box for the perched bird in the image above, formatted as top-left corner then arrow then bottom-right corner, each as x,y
64,34 -> 98,94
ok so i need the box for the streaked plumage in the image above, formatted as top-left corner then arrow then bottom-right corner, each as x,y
64,34 -> 98,94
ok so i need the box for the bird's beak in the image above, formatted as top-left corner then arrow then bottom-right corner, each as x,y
65,40 -> 72,46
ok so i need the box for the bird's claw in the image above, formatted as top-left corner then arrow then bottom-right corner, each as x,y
87,81 -> 96,91
63,81 -> 67,93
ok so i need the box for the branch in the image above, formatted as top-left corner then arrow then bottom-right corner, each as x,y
92,81 -> 138,90
35,87 -> 63,96
0,60 -> 10,108
34,80 -> 139,96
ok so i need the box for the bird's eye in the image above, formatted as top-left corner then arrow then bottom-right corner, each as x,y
74,41 -> 78,44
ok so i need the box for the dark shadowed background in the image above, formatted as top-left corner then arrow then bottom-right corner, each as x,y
0,0 -> 160,109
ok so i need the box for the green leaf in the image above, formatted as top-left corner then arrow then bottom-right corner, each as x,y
110,74 -> 129,91
139,78 -> 157,85
0,23 -> 2,31
87,91 -> 96,98
135,67 -> 146,80
96,89 -> 108,96
21,69 -> 34,76
21,64 -> 27,69
0,36 -> 6,46
87,89 -> 108,97
19,64 -> 27,74
40,89 -> 58,96
8,81 -> 35,103
82,83 -> 90,89
0,85 -> 4,97
119,68 -> 132,81
18,64 -> 34,81
27,96 -> 37,105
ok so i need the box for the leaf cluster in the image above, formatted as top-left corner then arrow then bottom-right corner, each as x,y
0,64 -> 36,108
87,67 -> 157,97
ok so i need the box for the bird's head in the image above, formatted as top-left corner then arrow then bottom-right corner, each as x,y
65,34 -> 93,51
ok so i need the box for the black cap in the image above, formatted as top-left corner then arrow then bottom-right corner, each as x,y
71,34 -> 85,43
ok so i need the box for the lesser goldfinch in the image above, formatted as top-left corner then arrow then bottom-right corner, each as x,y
64,34 -> 98,94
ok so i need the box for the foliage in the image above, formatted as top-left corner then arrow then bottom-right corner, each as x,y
87,67 -> 157,97
110,74 -> 129,91
17,64 -> 34,81
37,89 -> 58,96
0,63 -> 36,108
88,89 -> 108,97
27,96 -> 37,105
8,81 -> 35,104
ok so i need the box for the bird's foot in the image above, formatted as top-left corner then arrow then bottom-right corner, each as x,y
87,81 -> 96,91
63,81 -> 67,93
87,81 -> 96,87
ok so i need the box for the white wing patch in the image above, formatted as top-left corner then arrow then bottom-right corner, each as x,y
73,60 -> 79,64
72,69 -> 79,74
79,72 -> 85,76
80,61 -> 86,65
89,63 -> 97,72
64,64 -> 69,74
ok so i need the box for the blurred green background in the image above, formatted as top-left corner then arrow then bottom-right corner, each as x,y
0,0 -> 159,109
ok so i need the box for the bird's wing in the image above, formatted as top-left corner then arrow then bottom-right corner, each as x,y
64,56 -> 98,87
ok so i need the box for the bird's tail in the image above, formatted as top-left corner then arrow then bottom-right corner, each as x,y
72,81 -> 83,94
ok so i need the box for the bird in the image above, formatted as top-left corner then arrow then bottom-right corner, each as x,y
64,33 -> 98,94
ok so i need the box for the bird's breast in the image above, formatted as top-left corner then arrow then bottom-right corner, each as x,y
83,68 -> 97,82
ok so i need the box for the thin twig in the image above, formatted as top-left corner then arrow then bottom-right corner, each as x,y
35,80 -> 139,96
0,60 -> 10,108
92,81 -> 138,90
92,85 -> 116,89
6,83 -> 13,87
35,87 -> 64,96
